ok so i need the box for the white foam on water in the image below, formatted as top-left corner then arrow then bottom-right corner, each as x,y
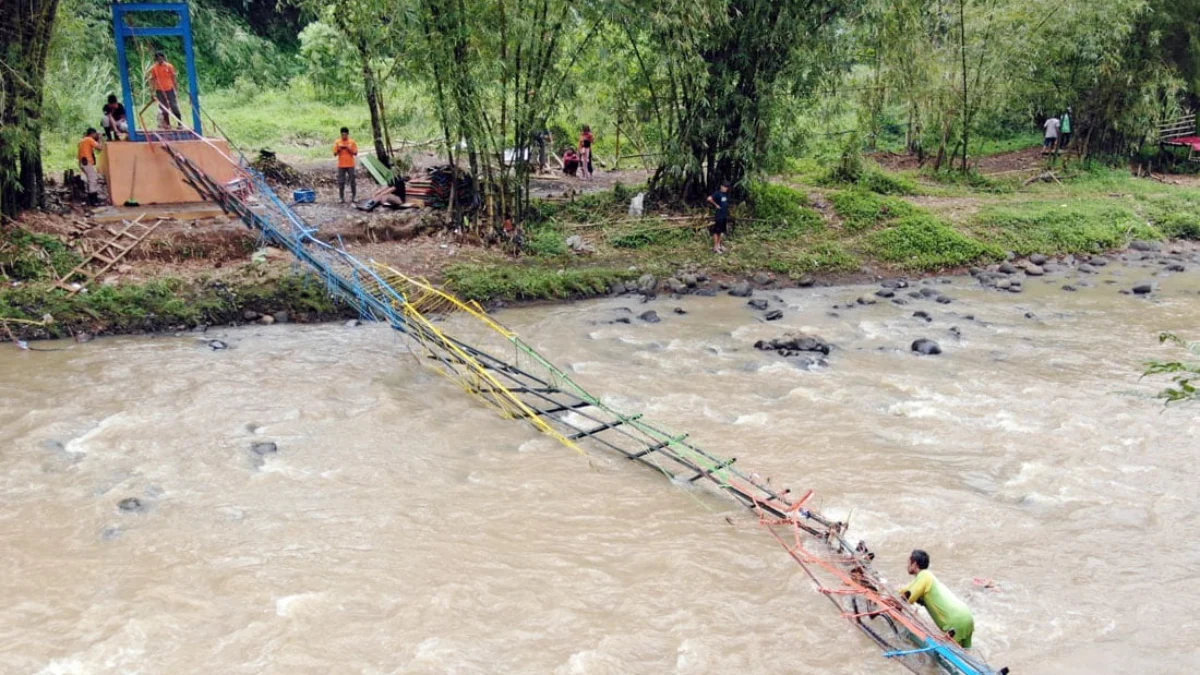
733,412 -> 769,426
36,660 -> 86,675
275,591 -> 324,617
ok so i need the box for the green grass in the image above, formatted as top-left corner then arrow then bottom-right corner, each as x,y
0,228 -> 84,281
744,181 -> 824,239
829,189 -> 916,232
443,262 -> 634,302
969,201 -> 1161,255
867,215 -> 1003,270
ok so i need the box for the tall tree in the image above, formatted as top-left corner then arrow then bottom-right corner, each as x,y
1,0 -> 60,219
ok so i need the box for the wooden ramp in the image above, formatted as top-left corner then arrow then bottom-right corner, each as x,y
56,215 -> 164,293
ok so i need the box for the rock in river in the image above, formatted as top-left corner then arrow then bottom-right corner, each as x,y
118,497 -> 144,513
251,441 -> 278,456
1132,283 -> 1153,295
754,332 -> 831,355
764,309 -> 783,321
913,310 -> 932,322
875,289 -> 896,298
638,310 -> 662,323
747,298 -> 769,311
208,339 -> 228,350
911,338 -> 942,355
728,281 -> 754,297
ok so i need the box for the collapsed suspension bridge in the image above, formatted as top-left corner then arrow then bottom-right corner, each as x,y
150,123 -> 1007,675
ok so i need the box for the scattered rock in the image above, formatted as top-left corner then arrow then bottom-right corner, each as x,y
694,288 -> 718,297
681,273 -> 699,288
935,296 -> 953,304
610,281 -> 628,295
1091,257 -> 1109,267
638,310 -> 661,323
764,309 -> 783,321
996,279 -> 1013,290
796,276 -> 816,288
748,298 -> 769,311
913,310 -> 932,323
1078,264 -> 1098,274
243,309 -> 262,321
1024,312 -> 1036,319
964,315 -> 975,321
260,314 -> 275,325
565,235 -> 596,254
881,279 -> 910,289
208,339 -> 228,350
752,272 -> 774,286
948,326 -> 962,338
1061,285 -> 1077,292
665,277 -> 688,294
1007,285 -> 1023,293
999,262 -> 1017,274
856,295 -> 877,305
345,319 -> 362,327
273,311 -> 290,324
673,307 -> 687,315
891,298 -> 908,306
875,289 -> 896,298
911,338 -> 942,355
754,331 -> 831,355
728,281 -> 754,297
1132,283 -> 1153,295
919,287 -> 940,298
1167,264 -> 1186,272
1129,240 -> 1161,252
612,317 -> 632,324
1029,254 -> 1048,265
117,497 -> 143,513
907,291 -> 922,299
1023,265 -> 1045,276
718,281 -> 731,290
968,267 -> 984,277
636,274 -> 658,295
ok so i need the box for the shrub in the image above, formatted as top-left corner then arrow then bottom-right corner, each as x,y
829,190 -> 915,232
868,215 -> 1002,270
0,229 -> 84,282
858,169 -> 918,196
1157,212 -> 1200,240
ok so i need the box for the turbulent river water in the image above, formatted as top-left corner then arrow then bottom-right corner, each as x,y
2,256 -> 1198,675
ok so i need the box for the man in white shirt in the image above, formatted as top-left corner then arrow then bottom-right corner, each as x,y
1042,116 -> 1061,154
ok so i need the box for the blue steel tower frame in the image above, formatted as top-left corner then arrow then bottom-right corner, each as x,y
111,2 -> 203,141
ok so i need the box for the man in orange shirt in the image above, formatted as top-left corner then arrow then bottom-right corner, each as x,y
77,127 -> 105,206
147,51 -> 182,129
333,127 -> 358,203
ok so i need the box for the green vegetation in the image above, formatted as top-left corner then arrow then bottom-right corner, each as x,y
969,202 -> 1160,255
830,190 -> 915,232
0,229 -> 84,281
443,263 -> 634,302
1143,334 -> 1200,405
868,215 -> 1003,270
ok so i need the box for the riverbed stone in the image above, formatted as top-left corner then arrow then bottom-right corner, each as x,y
694,288 -> 717,297
753,272 -> 775,286
638,310 -> 661,323
118,497 -> 144,513
796,276 -> 816,287
1062,284 -> 1077,292
1130,240 -> 1161,252
609,281 -> 627,295
1132,283 -> 1153,295
999,262 -> 1017,274
273,311 -> 290,324
1024,264 -> 1045,276
665,277 -> 688,294
747,298 -> 769,310
1079,264 -> 1097,274
996,279 -> 1013,290
907,291 -> 922,298
207,339 -> 228,350
875,289 -> 896,298
673,307 -> 687,315
636,274 -> 658,294
242,309 -> 260,321
251,441 -> 278,455
881,278 -> 910,289
728,281 -> 754,297
260,314 -> 275,325
891,298 -> 908,306
857,295 -> 877,305
754,331 -> 831,355
936,295 -> 953,304
913,310 -> 933,322
681,273 -> 699,287
1091,257 -> 1109,266
345,319 -> 362,327
911,338 -> 942,355
919,287 -> 940,298
1029,253 -> 1049,265
764,309 -> 784,321
1167,263 -> 1186,272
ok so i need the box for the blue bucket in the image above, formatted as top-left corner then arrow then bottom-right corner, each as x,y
293,189 -> 316,203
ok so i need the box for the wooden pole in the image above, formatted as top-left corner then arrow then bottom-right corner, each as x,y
614,119 -> 621,170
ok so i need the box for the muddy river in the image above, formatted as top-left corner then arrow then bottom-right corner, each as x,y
2,255 -> 1198,674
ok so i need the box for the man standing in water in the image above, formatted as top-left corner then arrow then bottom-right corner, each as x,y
900,549 -> 975,648
333,127 -> 359,203
706,182 -> 731,254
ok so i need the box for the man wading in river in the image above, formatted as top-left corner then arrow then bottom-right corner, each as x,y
899,549 -> 975,648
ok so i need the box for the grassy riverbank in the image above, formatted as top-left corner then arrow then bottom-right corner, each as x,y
5,155 -> 1200,337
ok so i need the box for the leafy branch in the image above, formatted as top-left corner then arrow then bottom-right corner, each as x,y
1141,333 -> 1200,405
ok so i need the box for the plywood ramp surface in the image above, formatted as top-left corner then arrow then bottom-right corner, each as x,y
103,140 -> 238,205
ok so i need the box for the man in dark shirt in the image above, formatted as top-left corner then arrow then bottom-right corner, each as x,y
706,182 -> 731,254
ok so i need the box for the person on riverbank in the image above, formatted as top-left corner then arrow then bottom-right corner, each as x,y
1042,114 -> 1061,154
101,94 -> 127,141
706,182 -> 731,254
1060,107 -> 1073,149
579,125 -> 594,180
563,147 -> 580,177
334,127 -> 359,203
77,127 -> 105,206
899,549 -> 975,648
533,128 -> 552,173
148,51 -> 182,129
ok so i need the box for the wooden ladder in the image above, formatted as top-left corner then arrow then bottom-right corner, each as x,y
55,214 -> 164,294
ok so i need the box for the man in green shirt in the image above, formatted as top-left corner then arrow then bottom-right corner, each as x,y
1060,107 -> 1073,149
900,549 -> 976,648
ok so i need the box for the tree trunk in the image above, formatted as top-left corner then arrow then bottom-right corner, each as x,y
356,39 -> 389,163
0,0 -> 60,220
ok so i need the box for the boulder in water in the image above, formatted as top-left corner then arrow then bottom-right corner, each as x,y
273,311 -> 290,324
881,278 -> 910,289
875,289 -> 896,298
1132,283 -> 1153,295
1061,285 -> 1077,292
796,276 -> 816,288
764,309 -> 783,321
913,310 -> 933,322
747,298 -> 769,311
911,338 -> 942,355
1029,253 -> 1049,265
1023,264 -> 1045,276
673,307 -> 687,315
1079,264 -> 1098,274
638,310 -> 661,324
1167,263 -> 1186,272
754,331 -> 831,355
936,295 -> 953,304
251,441 -> 278,456
728,281 -> 754,297
208,339 -> 228,350
1130,240 -> 1161,252
999,262 -> 1017,274
919,287 -> 941,298
664,277 -> 688,294
753,272 -> 774,286
118,497 -> 144,513
636,274 -> 657,295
